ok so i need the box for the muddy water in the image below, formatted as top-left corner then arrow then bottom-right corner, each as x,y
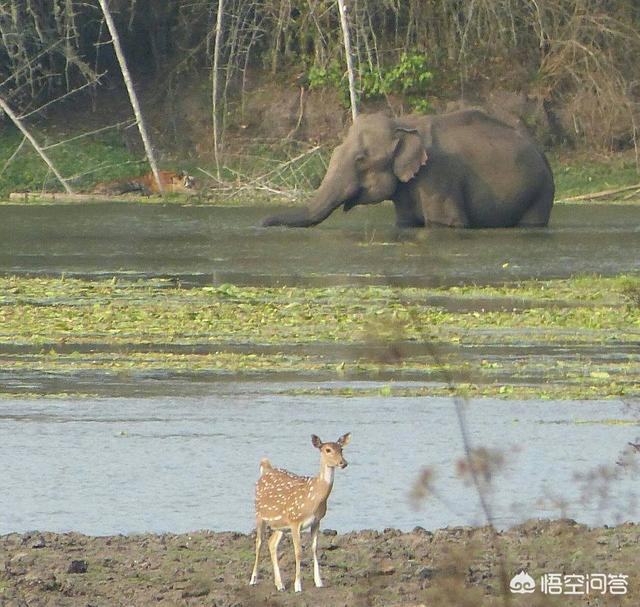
1,202 -> 638,285
0,387 -> 638,535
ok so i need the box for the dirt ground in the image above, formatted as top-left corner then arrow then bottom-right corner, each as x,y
1,519 -> 638,606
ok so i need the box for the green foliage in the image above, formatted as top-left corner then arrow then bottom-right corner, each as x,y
307,62 -> 345,92
550,152 -> 640,200
2,0 -> 639,151
361,53 -> 433,112
0,126 -> 143,197
308,53 -> 434,112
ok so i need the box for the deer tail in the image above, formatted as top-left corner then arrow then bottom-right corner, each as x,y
259,458 -> 272,475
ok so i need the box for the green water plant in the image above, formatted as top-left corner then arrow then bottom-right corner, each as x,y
0,274 -> 638,400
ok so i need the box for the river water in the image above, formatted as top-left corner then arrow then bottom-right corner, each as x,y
0,386 -> 638,535
0,202 -> 639,535
1,202 -> 639,285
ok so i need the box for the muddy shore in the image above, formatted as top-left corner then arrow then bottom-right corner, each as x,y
1,520 -> 638,606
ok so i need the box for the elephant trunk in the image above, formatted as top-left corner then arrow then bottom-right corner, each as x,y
262,148 -> 356,228
261,188 -> 342,227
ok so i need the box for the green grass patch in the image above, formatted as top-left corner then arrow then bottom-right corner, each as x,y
0,124 -> 149,197
1,274 -> 638,399
0,124 -> 204,203
2,120 -> 639,204
550,150 -> 640,200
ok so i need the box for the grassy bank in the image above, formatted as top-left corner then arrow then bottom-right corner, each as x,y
1,274 -> 638,399
1,123 -> 639,204
1,521 -> 639,606
0,126 -> 145,197
552,151 -> 640,201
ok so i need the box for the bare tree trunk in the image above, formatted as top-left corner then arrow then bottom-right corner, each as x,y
97,0 -> 164,195
337,0 -> 358,121
212,0 -> 224,180
0,95 -> 74,194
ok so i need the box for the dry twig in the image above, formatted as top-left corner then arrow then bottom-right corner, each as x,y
558,183 -> 640,202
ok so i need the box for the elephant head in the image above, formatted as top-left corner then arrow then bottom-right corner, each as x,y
262,113 -> 428,227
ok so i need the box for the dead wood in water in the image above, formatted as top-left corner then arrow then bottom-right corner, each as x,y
558,182 -> 640,202
7,192 -> 161,204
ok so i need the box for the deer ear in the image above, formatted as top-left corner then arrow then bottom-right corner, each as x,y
392,127 -> 428,183
311,434 -> 323,448
337,432 -> 351,447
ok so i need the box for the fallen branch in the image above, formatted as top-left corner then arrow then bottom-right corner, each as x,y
43,119 -> 137,150
197,144 -> 322,199
65,158 -> 147,182
0,95 -> 74,194
0,39 -> 63,89
197,166 -> 299,199
98,0 -> 164,195
558,182 -> 640,202
220,165 -> 299,199
18,72 -> 107,120
8,192 -> 143,203
237,145 -> 321,186
196,166 -> 223,185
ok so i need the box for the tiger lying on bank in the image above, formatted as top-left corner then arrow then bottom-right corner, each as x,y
93,170 -> 196,195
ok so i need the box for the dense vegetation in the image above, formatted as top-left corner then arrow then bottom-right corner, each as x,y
1,0 -> 639,150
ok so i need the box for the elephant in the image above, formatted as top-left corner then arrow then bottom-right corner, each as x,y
262,109 -> 554,229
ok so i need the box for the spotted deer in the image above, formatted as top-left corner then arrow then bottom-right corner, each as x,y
249,432 -> 351,592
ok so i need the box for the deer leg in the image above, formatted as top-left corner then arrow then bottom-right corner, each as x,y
310,521 -> 323,587
268,529 -> 285,591
291,523 -> 303,592
249,518 -> 265,585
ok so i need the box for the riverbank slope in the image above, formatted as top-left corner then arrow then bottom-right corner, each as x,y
1,520 -> 638,606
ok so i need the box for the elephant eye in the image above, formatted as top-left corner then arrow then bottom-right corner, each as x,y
355,152 -> 367,164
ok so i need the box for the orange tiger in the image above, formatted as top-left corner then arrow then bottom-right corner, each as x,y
93,170 -> 196,195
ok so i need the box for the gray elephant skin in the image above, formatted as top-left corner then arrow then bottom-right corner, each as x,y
262,110 -> 554,229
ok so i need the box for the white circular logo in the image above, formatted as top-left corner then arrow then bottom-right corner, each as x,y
510,570 -> 536,594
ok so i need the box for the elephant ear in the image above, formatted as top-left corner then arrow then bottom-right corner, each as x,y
392,127 -> 428,183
